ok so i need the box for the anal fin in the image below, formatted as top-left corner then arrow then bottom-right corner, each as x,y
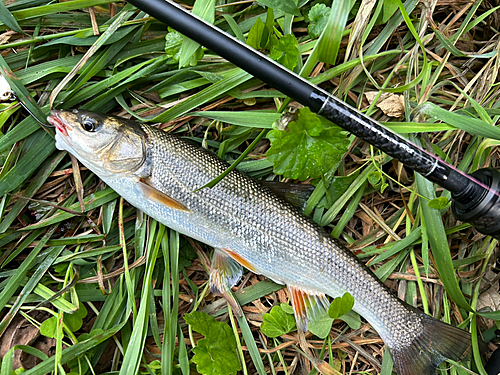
209,249 -> 243,315
137,178 -> 191,212
288,285 -> 330,332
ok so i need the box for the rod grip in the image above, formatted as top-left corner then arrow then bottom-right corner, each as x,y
452,168 -> 500,239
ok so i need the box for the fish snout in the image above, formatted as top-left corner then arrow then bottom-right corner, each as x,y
47,110 -> 68,136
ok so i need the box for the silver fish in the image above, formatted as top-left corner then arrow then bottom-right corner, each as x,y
48,109 -> 472,375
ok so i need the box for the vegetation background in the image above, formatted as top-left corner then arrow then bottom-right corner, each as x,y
0,0 -> 498,374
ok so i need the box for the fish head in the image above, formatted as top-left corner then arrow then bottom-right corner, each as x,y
48,109 -> 147,176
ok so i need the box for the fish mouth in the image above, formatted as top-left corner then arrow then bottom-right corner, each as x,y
47,110 -> 68,137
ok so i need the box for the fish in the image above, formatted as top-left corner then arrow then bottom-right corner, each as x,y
48,109 -> 472,375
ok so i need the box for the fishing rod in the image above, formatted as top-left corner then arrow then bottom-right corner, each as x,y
126,0 -> 500,239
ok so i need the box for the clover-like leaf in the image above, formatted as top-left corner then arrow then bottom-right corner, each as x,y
40,303 -> 88,339
261,305 -> 296,338
428,196 -> 450,210
339,310 -> 361,329
267,107 -> 349,181
165,28 -> 183,61
280,303 -> 294,315
64,303 -> 87,332
184,311 -> 240,375
307,4 -> 330,39
328,292 -> 354,320
40,316 -> 57,339
368,171 -> 382,186
308,313 -> 334,339
269,34 -> 299,70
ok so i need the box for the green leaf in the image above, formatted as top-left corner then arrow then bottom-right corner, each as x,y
257,0 -> 301,16
235,311 -> 267,375
308,313 -> 334,339
267,107 -> 349,180
328,292 -> 354,319
165,28 -> 183,61
64,303 -> 88,332
260,305 -> 296,338
246,18 -> 269,50
40,316 -> 57,339
1,348 -> 14,375
269,34 -> 299,70
280,303 -> 294,315
152,68 -> 252,122
184,311 -> 240,375
307,4 -> 330,39
40,303 -> 88,339
222,14 -> 245,42
413,136 -> 472,311
0,1 -> 23,34
368,171 -> 382,186
339,310 -> 361,329
0,130 -> 55,198
428,196 -> 450,210
10,0 -> 116,22
381,0 -> 400,23
317,170 -> 360,210
33,283 -> 79,314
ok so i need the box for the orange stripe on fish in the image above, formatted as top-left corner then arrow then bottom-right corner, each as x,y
223,248 -> 256,272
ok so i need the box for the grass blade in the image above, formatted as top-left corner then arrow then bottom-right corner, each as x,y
21,322 -> 126,375
189,110 -> 280,128
418,102 -> 500,140
413,137 -> 472,311
0,1 -> 24,34
0,226 -> 57,334
49,4 -> 136,106
151,69 -> 253,122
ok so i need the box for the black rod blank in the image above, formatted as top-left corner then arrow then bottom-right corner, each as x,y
126,0 -> 475,197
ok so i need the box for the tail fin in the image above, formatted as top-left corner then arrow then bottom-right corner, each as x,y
390,313 -> 472,375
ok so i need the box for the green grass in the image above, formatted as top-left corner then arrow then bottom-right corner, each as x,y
0,0 -> 498,374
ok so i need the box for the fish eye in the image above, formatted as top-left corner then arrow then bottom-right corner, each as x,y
81,116 -> 99,132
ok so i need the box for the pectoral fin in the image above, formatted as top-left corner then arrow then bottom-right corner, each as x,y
137,178 -> 191,212
223,248 -> 257,273
288,285 -> 330,332
209,249 -> 243,316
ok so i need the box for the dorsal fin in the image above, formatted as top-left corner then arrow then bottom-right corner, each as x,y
288,285 -> 330,332
261,181 -> 315,211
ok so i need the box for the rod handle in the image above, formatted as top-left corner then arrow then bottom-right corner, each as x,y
452,168 -> 500,239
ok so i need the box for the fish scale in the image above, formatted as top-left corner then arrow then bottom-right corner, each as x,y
49,109 -> 472,375
141,124 -> 417,337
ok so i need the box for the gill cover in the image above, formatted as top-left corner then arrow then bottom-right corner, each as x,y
102,117 -> 147,174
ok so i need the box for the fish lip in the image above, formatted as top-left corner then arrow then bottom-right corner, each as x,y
47,110 -> 68,137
